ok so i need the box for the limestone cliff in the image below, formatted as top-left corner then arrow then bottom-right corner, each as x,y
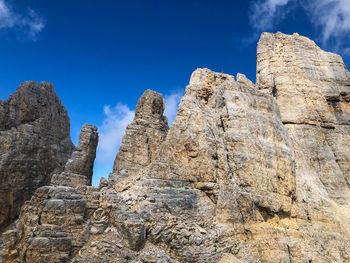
1,32 -> 350,263
0,81 -> 74,230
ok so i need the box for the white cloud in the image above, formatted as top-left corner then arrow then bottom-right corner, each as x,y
0,0 -> 45,40
164,89 -> 184,125
249,0 -> 293,31
96,103 -> 134,164
0,0 -> 13,28
304,0 -> 350,46
343,48 -> 350,56
249,0 -> 350,57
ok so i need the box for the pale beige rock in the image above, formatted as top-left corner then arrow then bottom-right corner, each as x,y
236,73 -> 255,89
219,253 -> 244,263
257,32 -> 350,203
109,89 -> 168,192
256,31 -> 350,262
111,90 -> 168,179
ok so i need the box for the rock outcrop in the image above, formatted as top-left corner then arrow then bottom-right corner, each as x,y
257,33 -> 350,203
256,32 -> 350,261
109,89 -> 168,187
0,124 -> 99,262
51,124 -> 98,187
1,32 -> 350,263
0,81 -> 73,230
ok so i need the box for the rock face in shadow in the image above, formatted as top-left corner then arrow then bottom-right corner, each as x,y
1,124 -> 99,263
1,32 -> 350,263
0,81 -> 73,230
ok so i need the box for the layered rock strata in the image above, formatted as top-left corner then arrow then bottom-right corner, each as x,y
0,81 -> 73,230
0,124 -> 99,262
257,32 -> 350,203
109,89 -> 169,187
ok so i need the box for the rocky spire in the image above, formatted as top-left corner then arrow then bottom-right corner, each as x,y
110,89 -> 168,181
65,124 -> 98,183
51,124 -> 99,187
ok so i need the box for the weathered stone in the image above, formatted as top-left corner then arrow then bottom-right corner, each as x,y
0,81 -> 73,229
109,89 -> 168,185
257,32 -> 350,203
64,124 -> 98,185
255,31 -> 350,262
110,211 -> 146,251
50,172 -> 89,188
51,124 -> 98,187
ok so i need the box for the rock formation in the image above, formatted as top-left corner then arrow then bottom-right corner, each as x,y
51,124 -> 98,187
1,32 -> 350,262
0,124 -> 99,262
0,81 -> 74,230
110,90 -> 168,182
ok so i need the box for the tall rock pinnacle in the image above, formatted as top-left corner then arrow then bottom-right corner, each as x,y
64,124 -> 98,184
257,32 -> 350,203
110,89 -> 168,181
51,124 -> 99,187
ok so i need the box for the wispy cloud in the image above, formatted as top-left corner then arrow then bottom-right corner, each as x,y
249,0 -> 293,31
96,103 -> 134,164
303,0 -> 350,48
0,0 -> 45,40
249,0 -> 350,56
164,89 -> 184,125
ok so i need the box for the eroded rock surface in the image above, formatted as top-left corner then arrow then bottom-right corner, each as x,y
255,32 -> 350,262
52,124 -> 98,187
1,32 -> 350,263
0,81 -> 73,230
0,123 -> 99,262
109,89 -> 168,186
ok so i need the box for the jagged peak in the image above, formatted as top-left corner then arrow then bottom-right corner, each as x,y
134,89 -> 166,121
111,89 -> 168,180
189,68 -> 234,86
16,80 -> 55,94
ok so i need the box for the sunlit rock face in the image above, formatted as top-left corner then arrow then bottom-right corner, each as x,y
109,89 -> 169,187
257,32 -> 350,203
256,32 -> 350,261
1,32 -> 350,263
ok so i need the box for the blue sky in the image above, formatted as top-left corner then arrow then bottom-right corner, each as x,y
0,0 -> 349,185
